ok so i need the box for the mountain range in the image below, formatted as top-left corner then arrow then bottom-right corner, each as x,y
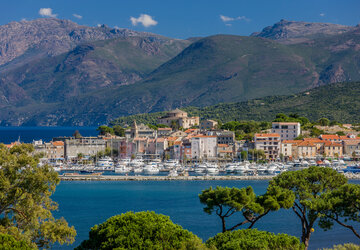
0,18 -> 359,126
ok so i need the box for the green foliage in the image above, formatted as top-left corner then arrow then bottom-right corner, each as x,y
248,149 -> 266,161
336,131 -> 346,136
97,125 -> 114,135
310,127 -> 325,137
240,151 -> 248,161
198,186 -> 294,232
110,82 -> 360,128
323,243 -> 360,250
76,211 -> 205,250
0,144 -> 76,248
206,229 -> 302,250
274,113 -> 309,126
268,166 -> 348,248
112,125 -> 125,137
0,233 -> 35,250
318,118 -> 330,126
318,184 -> 360,239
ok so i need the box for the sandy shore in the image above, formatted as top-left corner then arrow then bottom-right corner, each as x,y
59,173 -> 360,181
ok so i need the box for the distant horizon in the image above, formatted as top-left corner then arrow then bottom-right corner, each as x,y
1,0 -> 359,39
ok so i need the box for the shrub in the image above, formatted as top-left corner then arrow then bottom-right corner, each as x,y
76,211 -> 205,250
206,229 -> 302,250
0,233 -> 35,249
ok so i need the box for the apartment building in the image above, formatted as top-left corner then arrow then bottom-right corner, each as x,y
254,133 -> 280,160
191,135 -> 217,160
271,122 -> 301,140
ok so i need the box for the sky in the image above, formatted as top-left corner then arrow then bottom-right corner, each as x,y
1,0 -> 360,39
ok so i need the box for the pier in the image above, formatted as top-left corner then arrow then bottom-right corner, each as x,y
59,172 -> 360,181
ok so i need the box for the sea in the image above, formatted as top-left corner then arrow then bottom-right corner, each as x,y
0,127 -> 359,249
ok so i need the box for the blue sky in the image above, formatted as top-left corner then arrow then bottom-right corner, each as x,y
1,0 -> 360,39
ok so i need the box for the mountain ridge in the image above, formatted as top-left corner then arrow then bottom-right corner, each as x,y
0,18 -> 360,126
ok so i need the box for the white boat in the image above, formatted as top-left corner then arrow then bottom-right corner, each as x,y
257,165 -> 267,175
143,163 -> 160,174
118,158 -> 131,166
206,163 -> 219,174
194,164 -> 207,173
133,167 -> 143,173
164,160 -> 179,169
130,159 -> 144,167
96,157 -> 114,168
114,164 -> 132,173
234,165 -> 248,174
225,164 -> 236,173
168,169 -> 179,177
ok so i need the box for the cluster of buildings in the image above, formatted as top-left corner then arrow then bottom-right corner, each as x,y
9,110 -> 359,162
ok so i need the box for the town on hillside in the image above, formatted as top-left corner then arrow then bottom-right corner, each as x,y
4,109 -> 360,175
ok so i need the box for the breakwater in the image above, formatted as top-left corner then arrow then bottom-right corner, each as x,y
59,173 -> 360,181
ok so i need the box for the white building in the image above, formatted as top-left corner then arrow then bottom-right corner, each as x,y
271,122 -> 301,141
254,133 -> 280,160
191,135 -> 217,160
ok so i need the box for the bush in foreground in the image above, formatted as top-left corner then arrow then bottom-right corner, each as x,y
323,243 -> 360,250
0,233 -> 35,249
206,229 -> 303,250
76,211 -> 206,249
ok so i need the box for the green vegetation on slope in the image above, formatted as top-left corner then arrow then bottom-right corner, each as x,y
110,81 -> 360,126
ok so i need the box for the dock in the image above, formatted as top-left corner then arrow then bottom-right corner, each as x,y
59,172 -> 360,181
59,175 -> 275,181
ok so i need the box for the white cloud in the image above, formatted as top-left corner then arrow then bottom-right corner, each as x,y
39,8 -> 57,18
220,15 -> 250,23
73,14 -> 82,19
130,14 -> 158,27
320,13 -> 325,17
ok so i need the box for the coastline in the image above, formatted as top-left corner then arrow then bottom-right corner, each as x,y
59,173 -> 360,181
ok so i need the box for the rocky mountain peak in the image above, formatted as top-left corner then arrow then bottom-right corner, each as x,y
0,18 -> 163,69
251,19 -> 355,44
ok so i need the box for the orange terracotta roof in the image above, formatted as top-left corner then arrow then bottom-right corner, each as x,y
340,135 -> 360,140
52,141 -> 64,146
303,138 -> 323,143
343,140 -> 360,145
158,128 -> 172,131
296,141 -> 315,147
218,144 -> 229,147
219,150 -> 233,153
174,141 -> 182,145
166,137 -> 178,141
323,141 -> 342,147
255,133 -> 280,138
320,135 -> 341,140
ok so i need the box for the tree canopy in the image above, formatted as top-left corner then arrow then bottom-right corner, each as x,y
319,184 -> 360,239
268,166 -> 347,249
199,186 -> 294,233
76,211 -> 205,250
0,144 -> 76,248
206,229 -> 303,250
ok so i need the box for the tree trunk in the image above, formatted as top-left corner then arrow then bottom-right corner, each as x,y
301,227 -> 312,250
221,216 -> 226,232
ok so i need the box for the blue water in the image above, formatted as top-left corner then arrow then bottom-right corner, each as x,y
0,127 -> 98,144
52,180 -> 360,250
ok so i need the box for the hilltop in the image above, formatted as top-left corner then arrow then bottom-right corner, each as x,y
110,81 -> 360,126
